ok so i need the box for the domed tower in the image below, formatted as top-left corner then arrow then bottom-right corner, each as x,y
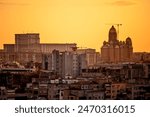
126,37 -> 132,46
109,25 -> 117,42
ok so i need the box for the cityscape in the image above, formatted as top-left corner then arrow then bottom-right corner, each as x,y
0,25 -> 150,100
0,0 -> 150,100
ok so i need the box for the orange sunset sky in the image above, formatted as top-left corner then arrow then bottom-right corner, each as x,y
0,0 -> 150,52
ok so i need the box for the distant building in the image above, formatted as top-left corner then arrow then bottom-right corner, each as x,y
101,26 -> 133,63
42,50 -> 81,78
132,52 -> 150,62
76,48 -> 99,67
0,33 -> 76,64
42,48 -> 99,78
14,33 -> 40,53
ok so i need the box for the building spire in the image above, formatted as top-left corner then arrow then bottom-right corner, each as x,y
108,25 -> 117,42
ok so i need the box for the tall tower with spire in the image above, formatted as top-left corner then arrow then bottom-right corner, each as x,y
109,25 -> 117,42
101,26 -> 133,63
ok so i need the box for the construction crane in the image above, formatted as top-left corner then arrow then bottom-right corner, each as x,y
106,23 -> 122,39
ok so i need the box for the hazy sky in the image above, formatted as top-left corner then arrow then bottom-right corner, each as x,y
0,0 -> 150,52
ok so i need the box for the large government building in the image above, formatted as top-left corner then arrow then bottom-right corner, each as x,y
0,33 -> 76,64
101,26 -> 133,63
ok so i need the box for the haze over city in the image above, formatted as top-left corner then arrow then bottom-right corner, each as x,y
0,0 -> 150,52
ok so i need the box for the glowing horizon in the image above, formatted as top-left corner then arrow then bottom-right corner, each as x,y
0,0 -> 150,52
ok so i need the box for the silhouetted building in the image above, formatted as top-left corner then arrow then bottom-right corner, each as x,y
0,33 -> 76,64
132,52 -> 150,62
42,50 -> 81,78
101,26 -> 133,63
76,49 -> 97,67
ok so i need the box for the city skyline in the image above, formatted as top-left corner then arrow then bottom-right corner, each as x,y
0,0 -> 150,52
